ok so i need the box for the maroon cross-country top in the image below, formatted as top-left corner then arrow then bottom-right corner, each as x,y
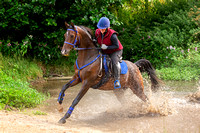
95,28 -> 123,54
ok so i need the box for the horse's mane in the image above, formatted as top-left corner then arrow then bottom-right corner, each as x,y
78,25 -> 99,47
79,26 -> 94,38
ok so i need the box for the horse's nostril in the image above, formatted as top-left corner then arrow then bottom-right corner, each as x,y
61,50 -> 66,55
61,50 -> 69,56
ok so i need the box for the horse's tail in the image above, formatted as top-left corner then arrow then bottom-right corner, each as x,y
134,59 -> 161,91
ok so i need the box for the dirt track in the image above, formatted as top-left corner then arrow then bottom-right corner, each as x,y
0,110 -> 103,133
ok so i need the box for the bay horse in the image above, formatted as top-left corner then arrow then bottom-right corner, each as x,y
58,22 -> 160,124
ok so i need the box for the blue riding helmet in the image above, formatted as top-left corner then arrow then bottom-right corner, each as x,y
97,17 -> 110,29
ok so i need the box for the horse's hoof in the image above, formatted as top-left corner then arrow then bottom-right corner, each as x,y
58,118 -> 66,124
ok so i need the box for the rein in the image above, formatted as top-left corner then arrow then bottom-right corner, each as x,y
74,47 -> 101,50
76,54 -> 101,81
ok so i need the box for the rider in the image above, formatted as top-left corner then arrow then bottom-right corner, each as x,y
95,17 -> 123,89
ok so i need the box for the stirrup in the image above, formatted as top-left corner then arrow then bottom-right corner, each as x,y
114,80 -> 121,89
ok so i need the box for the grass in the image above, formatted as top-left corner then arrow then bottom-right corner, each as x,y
157,45 -> 200,81
0,53 -> 47,109
33,110 -> 47,115
0,53 -> 43,81
0,69 -> 46,109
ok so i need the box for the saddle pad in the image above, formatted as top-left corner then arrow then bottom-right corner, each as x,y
103,55 -> 128,75
120,61 -> 128,74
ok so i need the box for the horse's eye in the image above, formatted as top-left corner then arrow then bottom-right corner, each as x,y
70,35 -> 74,38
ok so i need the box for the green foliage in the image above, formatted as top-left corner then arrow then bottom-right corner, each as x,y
117,2 -> 199,68
116,0 -> 194,29
158,67 -> 200,81
0,53 -> 43,81
157,43 -> 200,81
154,0 -> 195,16
0,0 -> 65,64
0,69 -> 46,109
0,0 -> 200,74
0,53 -> 47,109
33,110 -> 47,115
69,0 -> 122,29
0,0 -> 122,64
0,36 -> 32,56
152,9 -> 197,48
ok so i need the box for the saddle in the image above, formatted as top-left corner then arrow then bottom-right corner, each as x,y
91,55 -> 128,89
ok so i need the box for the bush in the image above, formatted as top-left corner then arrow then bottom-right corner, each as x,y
0,53 -> 43,81
0,0 -> 199,70
0,0 -> 122,64
0,53 -> 47,109
152,9 -> 197,48
157,43 -> 200,80
0,69 -> 46,109
117,4 -> 199,68
68,0 -> 122,29
0,0 -> 67,64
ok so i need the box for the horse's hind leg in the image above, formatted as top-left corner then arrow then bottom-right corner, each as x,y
131,85 -> 148,102
129,69 -> 148,102
113,88 -> 127,105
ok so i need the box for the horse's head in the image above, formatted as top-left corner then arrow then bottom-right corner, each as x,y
61,22 -> 79,56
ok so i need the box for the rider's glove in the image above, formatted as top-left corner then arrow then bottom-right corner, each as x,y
101,44 -> 108,50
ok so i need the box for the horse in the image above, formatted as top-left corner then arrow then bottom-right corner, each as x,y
57,22 -> 160,124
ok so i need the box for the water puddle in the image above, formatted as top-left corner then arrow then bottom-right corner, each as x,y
32,78 -> 200,132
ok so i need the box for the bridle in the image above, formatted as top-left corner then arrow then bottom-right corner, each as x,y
64,26 -> 100,50
64,26 -> 79,48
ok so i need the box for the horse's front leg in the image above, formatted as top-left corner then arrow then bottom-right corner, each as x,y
57,75 -> 80,105
58,83 -> 90,124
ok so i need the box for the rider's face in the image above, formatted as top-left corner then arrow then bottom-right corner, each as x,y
99,28 -> 106,34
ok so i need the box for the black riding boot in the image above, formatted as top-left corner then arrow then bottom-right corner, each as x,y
113,62 -> 121,89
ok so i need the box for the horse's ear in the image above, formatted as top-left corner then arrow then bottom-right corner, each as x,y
65,22 -> 70,28
71,22 -> 75,28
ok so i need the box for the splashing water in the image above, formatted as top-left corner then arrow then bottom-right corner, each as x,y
187,80 -> 200,103
142,78 -> 176,116
67,78 -> 177,121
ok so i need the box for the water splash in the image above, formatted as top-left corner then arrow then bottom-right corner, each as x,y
70,79 -> 177,120
143,78 -> 176,116
187,80 -> 200,103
